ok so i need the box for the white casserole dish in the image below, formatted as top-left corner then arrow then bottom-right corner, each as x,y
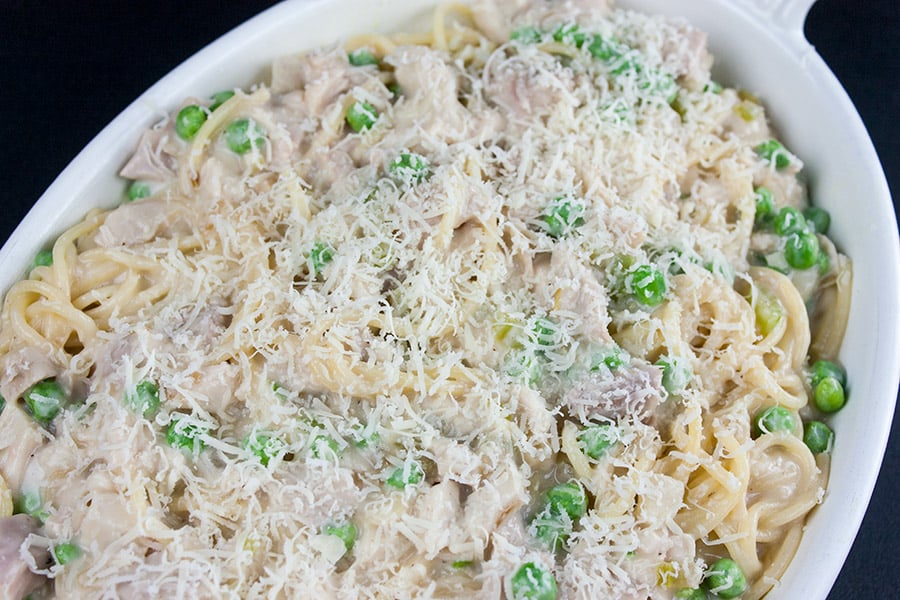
0,1 -> 897,598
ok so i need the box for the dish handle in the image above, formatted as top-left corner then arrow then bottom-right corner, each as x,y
730,0 -> 817,37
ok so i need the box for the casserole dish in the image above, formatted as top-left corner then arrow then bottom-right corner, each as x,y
1,1 -> 897,598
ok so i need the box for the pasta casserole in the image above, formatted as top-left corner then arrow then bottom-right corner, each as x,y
0,0 -> 852,598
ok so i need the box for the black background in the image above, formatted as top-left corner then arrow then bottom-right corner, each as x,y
1,1 -> 897,598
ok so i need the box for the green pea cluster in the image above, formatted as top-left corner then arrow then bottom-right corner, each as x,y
509,23 -> 678,104
752,186 -> 832,273
801,359 -> 847,454
751,359 -> 846,455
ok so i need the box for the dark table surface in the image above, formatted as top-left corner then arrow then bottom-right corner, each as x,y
1,1 -> 898,598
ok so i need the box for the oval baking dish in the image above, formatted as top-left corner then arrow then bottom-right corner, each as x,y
0,1 -> 897,599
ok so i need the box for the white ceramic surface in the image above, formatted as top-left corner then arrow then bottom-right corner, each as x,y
1,1 -> 897,598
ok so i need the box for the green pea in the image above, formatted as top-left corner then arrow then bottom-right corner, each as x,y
531,513 -> 570,551
603,349 -> 625,370
773,206 -> 807,236
530,482 -> 586,549
309,242 -> 335,275
126,180 -> 151,202
53,542 -> 82,565
592,347 -> 625,371
814,376 -> 846,413
224,118 -> 266,154
32,250 -> 53,270
755,139 -> 791,169
803,421 -> 834,454
754,406 -> 795,437
784,230 -> 820,270
175,104 -> 207,140
809,359 -> 847,388
165,416 -> 207,452
656,356 -> 692,393
578,423 -> 617,459
674,589 -> 706,600
209,90 -> 235,111
389,152 -> 431,184
14,490 -> 49,523
529,317 -> 557,350
511,26 -> 542,44
754,287 -> 783,336
322,521 -> 358,553
24,379 -> 66,425
346,101 -> 378,132
702,558 -> 747,598
310,434 -> 340,459
542,197 -> 585,238
628,264 -> 667,307
244,432 -> 285,466
351,424 -> 380,449
803,206 -> 831,234
753,186 -> 774,228
506,350 -> 541,386
125,379 -> 160,418
588,36 -> 623,62
348,49 -> 379,66
546,482 -> 587,521
510,562 -> 558,600
386,461 -> 425,489
552,23 -> 587,47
